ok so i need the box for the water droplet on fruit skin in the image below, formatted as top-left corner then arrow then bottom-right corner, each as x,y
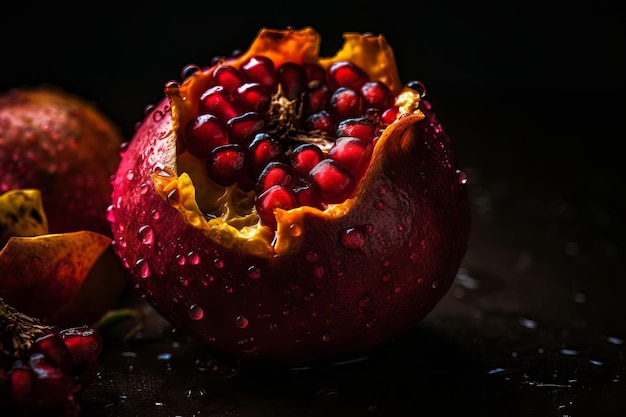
289,223 -> 302,236
187,251 -> 201,265
235,315 -> 249,328
358,293 -> 371,307
137,225 -> 154,245
247,265 -> 261,279
214,258 -> 224,268
456,169 -> 468,185
188,304 -> 204,320
340,227 -> 366,249
373,199 -> 385,210
313,264 -> 325,279
135,258 -> 151,278
106,204 -> 116,222
306,250 -> 319,262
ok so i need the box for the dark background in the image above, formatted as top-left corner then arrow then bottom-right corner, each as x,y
2,3 -> 623,136
2,2 -> 625,416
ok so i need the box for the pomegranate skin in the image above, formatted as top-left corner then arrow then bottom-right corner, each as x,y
109,29 -> 470,364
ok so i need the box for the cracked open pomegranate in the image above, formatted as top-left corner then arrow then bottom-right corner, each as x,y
110,27 -> 471,363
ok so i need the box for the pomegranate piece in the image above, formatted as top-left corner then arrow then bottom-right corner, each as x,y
305,110 -> 335,135
310,158 -> 356,203
226,111 -> 264,146
235,83 -> 272,113
185,114 -> 229,158
330,87 -> 362,119
328,60 -> 370,90
256,161 -> 296,194
327,136 -> 374,181
240,56 -> 277,91
256,185 -> 297,229
290,143 -> 324,178
0,299 -> 103,415
336,117 -> 378,143
361,80 -> 392,109
246,133 -> 283,177
109,27 -> 471,364
206,144 -> 246,186
211,64 -> 245,93
277,62 -> 307,100
199,85 -> 241,120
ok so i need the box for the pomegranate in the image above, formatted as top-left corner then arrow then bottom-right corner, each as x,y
0,298 -> 103,417
0,86 -> 123,237
110,27 -> 471,363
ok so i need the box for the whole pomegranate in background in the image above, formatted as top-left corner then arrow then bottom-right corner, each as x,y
109,27 -> 471,363
0,86 -> 123,236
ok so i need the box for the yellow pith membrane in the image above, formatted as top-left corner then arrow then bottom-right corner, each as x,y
151,27 -> 423,257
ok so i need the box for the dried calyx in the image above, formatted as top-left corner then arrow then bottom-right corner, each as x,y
0,298 -> 50,367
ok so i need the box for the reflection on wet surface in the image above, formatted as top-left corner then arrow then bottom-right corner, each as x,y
77,93 -> 626,416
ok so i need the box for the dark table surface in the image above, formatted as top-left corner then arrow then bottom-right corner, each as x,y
2,3 -> 624,416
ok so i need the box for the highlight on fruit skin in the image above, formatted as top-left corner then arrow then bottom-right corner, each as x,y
109,27 -> 471,363
0,85 -> 123,237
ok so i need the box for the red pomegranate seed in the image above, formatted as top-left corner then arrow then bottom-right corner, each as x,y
303,63 -> 326,88
363,108 -> 381,123
293,185 -> 325,210
10,365 -> 32,405
211,64 -> 245,93
246,132 -> 283,177
199,85 -> 241,120
290,143 -> 324,178
185,114 -> 229,158
360,81 -> 392,109
59,326 -> 103,365
309,159 -> 356,204
327,61 -> 369,91
305,110 -> 335,135
277,62 -> 307,100
327,136 -> 374,181
28,353 -> 77,407
235,82 -> 272,114
206,144 -> 246,186
256,185 -> 298,230
32,332 -> 73,373
226,112 -> 264,146
240,56 -> 277,92
330,87 -> 362,120
303,85 -> 329,116
256,161 -> 296,194
336,117 -> 377,143
381,107 -> 400,125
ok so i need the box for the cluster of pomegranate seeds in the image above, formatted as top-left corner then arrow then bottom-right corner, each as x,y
1,301 -> 103,417
183,55 -> 422,230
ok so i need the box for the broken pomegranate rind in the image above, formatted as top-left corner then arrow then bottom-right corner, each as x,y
0,231 -> 112,322
0,189 -> 49,248
152,27 -> 421,256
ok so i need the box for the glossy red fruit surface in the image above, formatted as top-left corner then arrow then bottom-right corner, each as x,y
0,86 -> 123,236
109,27 -> 470,364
